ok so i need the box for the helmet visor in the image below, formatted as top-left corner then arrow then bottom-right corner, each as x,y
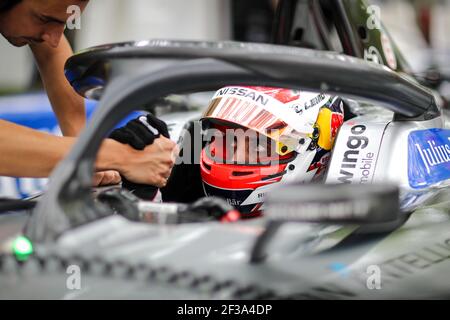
202,86 -> 331,152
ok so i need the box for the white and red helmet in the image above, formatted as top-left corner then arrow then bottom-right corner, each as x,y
200,86 -> 344,216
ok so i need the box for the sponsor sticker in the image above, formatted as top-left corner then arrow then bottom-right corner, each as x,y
408,129 -> 450,189
326,123 -> 385,185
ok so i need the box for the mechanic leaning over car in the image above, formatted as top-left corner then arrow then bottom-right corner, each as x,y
0,0 -> 177,188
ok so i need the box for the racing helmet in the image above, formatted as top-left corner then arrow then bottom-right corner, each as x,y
200,86 -> 345,216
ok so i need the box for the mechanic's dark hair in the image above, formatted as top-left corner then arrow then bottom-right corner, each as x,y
0,0 -> 22,12
0,0 -> 89,13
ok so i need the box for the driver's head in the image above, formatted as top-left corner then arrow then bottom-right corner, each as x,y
200,86 -> 345,216
0,0 -> 89,48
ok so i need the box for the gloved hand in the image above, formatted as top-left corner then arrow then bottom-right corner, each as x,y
110,114 -> 170,149
109,113 -> 171,200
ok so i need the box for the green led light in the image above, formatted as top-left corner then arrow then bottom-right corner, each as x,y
12,236 -> 33,261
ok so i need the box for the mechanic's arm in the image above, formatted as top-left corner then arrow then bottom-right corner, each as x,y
30,35 -> 85,137
0,120 -> 175,187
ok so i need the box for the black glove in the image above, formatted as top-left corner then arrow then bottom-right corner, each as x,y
110,113 -> 170,150
109,113 -> 170,200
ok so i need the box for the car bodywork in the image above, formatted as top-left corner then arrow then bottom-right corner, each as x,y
1,0 -> 450,299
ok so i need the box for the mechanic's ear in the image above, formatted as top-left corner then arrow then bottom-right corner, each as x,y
42,25 -> 65,48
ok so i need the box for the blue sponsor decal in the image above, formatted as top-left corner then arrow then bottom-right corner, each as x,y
408,129 -> 450,189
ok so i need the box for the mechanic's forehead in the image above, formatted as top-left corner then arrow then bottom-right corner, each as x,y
30,0 -> 89,20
